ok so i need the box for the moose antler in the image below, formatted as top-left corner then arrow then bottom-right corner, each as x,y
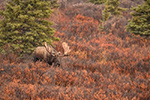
62,42 -> 71,56
44,42 -> 59,56
44,42 -> 71,57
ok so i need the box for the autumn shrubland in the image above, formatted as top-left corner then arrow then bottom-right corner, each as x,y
0,0 -> 150,100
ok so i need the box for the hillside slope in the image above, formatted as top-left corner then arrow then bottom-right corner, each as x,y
0,0 -> 150,100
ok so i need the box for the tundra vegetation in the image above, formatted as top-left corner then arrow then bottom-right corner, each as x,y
0,0 -> 150,100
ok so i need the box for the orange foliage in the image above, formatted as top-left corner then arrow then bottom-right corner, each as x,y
0,8 -> 150,100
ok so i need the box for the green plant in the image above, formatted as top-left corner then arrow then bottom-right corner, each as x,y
102,0 -> 126,21
0,0 -> 59,55
126,0 -> 150,36
102,4 -> 111,21
88,0 -> 106,4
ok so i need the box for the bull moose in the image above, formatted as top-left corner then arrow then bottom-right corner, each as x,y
33,42 -> 71,66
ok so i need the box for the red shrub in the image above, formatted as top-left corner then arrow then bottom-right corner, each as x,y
0,2 -> 150,99
64,3 -> 104,21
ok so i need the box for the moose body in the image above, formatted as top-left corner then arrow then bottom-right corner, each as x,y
33,42 -> 71,66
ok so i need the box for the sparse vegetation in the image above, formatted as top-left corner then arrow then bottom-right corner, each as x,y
0,0 -> 150,100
